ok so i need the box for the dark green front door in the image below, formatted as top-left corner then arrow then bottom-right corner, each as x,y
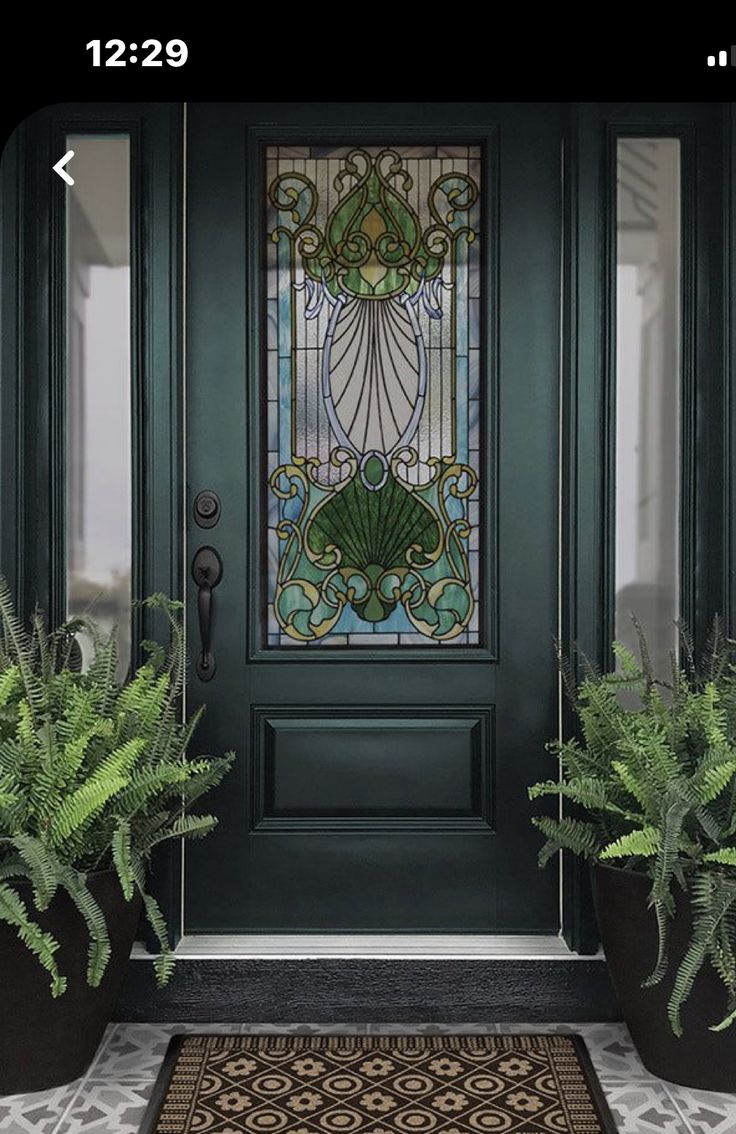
184,103 -> 561,932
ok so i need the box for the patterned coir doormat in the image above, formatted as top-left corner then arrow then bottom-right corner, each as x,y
140,1034 -> 617,1134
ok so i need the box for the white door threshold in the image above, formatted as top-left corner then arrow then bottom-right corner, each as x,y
129,933 -> 600,961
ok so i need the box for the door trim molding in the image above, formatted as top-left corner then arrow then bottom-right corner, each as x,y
244,120 -> 500,663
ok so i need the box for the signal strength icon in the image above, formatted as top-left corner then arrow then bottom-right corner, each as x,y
707,48 -> 736,66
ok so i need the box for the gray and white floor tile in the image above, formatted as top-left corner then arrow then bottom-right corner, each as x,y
92,1021 -> 244,1081
601,1079 -> 691,1133
58,1080 -> 154,1134
666,1084 -> 736,1134
2,1021 -> 736,1133
0,1079 -> 81,1134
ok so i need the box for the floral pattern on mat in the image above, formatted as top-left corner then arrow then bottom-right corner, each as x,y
146,1034 -> 615,1134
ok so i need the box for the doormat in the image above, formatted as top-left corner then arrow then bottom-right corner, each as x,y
140,1034 -> 617,1134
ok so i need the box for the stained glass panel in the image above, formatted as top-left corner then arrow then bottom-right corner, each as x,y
265,145 -> 482,646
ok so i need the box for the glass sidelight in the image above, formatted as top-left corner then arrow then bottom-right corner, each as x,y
265,145 -> 482,647
615,138 -> 681,676
65,135 -> 131,676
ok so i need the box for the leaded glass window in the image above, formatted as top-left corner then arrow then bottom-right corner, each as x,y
266,145 -> 481,646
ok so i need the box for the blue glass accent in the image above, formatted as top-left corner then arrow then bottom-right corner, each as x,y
456,355 -> 468,463
278,356 -> 291,465
456,253 -> 469,357
277,240 -> 291,359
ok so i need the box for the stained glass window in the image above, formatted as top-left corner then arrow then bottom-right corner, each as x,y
265,145 -> 481,646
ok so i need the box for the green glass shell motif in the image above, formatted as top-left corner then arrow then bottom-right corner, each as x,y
267,146 -> 480,644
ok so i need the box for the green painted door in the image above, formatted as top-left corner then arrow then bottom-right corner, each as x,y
184,103 -> 562,932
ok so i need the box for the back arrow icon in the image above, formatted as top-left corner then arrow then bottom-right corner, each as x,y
53,150 -> 75,186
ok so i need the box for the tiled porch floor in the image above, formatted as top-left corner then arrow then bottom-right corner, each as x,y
1,1022 -> 735,1134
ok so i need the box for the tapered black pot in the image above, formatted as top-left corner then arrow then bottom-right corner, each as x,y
592,862 -> 736,1090
0,869 -> 142,1095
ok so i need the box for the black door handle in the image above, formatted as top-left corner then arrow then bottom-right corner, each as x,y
191,546 -> 223,681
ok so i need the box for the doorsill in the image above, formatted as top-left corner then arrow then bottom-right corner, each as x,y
130,933 -> 598,960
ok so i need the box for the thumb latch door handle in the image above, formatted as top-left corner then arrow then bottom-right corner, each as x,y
191,546 -> 223,681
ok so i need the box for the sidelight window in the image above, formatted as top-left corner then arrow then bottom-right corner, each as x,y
615,138 -> 681,676
66,135 -> 132,677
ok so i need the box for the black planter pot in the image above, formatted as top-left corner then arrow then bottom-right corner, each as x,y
592,862 -> 736,1090
0,868 -> 142,1095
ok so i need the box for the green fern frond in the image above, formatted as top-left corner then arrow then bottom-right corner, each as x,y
631,612 -> 656,691
55,723 -> 113,790
142,891 -> 174,986
134,672 -> 171,733
554,637 -> 579,707
709,919 -> 736,1000
84,631 -> 119,714
668,875 -> 736,1035
0,772 -> 18,810
528,776 -> 643,821
0,881 -> 66,996
114,764 -> 191,815
11,834 -> 61,909
129,854 -> 173,985
59,868 -> 111,987
140,639 -> 166,672
139,593 -> 185,615
600,827 -> 660,860
612,761 -> 649,808
677,620 -> 697,678
175,753 -> 234,809
612,640 -> 642,680
115,666 -> 156,720
642,894 -> 671,988
16,699 -> 35,747
142,812 -> 218,853
532,816 -> 602,866
696,807 -> 725,843
697,761 -> 736,805
31,609 -> 52,683
112,819 -> 134,900
49,738 -> 147,845
704,849 -> 736,867
532,617 -> 736,1034
0,576 -> 229,995
705,614 -> 729,684
710,1005 -> 736,1032
0,664 -> 21,709
0,576 -> 44,725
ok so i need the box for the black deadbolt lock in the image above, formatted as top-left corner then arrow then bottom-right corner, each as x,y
193,489 -> 221,529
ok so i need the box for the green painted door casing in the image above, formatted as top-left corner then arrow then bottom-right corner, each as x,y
184,103 -> 562,932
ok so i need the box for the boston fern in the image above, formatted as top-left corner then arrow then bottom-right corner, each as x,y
0,577 -> 233,997
529,619 -> 736,1036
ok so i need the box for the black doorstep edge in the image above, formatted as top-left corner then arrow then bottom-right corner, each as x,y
116,958 -> 619,1023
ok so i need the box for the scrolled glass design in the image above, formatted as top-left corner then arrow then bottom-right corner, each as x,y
265,145 -> 482,646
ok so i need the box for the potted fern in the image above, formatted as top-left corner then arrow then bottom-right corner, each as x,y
529,620 -> 736,1090
0,578 -> 233,1094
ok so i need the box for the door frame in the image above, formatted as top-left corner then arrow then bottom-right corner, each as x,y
561,102 -> 732,949
184,102 -> 562,937
1,101 -> 184,947
3,100 -> 735,958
